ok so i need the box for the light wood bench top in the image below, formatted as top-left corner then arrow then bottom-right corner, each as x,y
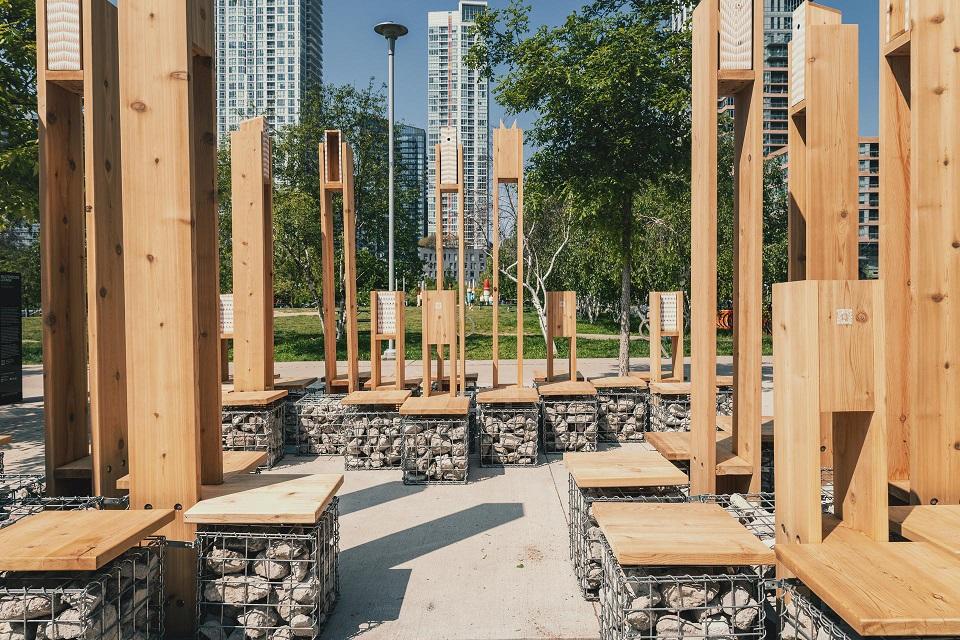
54,454 -> 92,479
222,389 -> 289,407
649,381 -> 692,394
400,395 -> 471,416
475,385 -> 540,405
0,434 -> 11,446
0,510 -> 175,571
117,451 -> 267,490
533,370 -> 585,383
888,479 -> 911,504
716,375 -> 734,387
323,372 -> 372,391
564,450 -> 688,488
188,474 -> 343,525
595,502 -> 774,566
342,389 -> 412,406
777,532 -> 960,636
645,431 -> 752,476
589,376 -> 649,390
364,377 -> 422,391
538,381 -> 598,397
629,371 -> 651,381
274,376 -> 319,391
717,415 -> 775,443
889,505 -> 960,556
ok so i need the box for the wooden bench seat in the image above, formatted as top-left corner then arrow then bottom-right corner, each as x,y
889,505 -> 960,556
589,376 -> 649,390
645,430 -> 754,476
342,389 -> 412,407
186,473 -> 343,525
537,380 -> 597,397
222,389 -> 288,407
0,434 -> 11,446
54,454 -> 92,479
533,370 -> 585,384
116,450 -> 267,490
364,376 -> 422,391
564,449 -> 688,488
475,385 -> 540,405
274,376 -> 319,391
400,395 -> 471,416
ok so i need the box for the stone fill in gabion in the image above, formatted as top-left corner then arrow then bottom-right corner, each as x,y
542,398 -> 599,453
717,386 -> 733,416
0,541 -> 164,640
196,500 -> 339,640
779,580 -> 865,640
597,389 -> 648,443
699,494 -> 776,549
293,394 -> 346,456
342,407 -> 403,470
476,404 -> 540,466
401,417 -> 468,484
282,388 -> 314,447
600,544 -> 767,640
648,390 -> 734,433
222,402 -> 285,468
569,478 -> 687,601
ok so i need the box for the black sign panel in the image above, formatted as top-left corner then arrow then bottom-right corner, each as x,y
0,272 -> 23,405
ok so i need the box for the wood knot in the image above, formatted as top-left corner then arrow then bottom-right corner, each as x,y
932,14 -> 945,24
839,208 -> 849,219
104,160 -> 112,172
952,241 -> 960,249
146,254 -> 155,263
170,70 -> 189,81
934,85 -> 946,95
855,311 -> 868,323
954,442 -> 960,450
99,286 -> 107,298
932,293 -> 946,302
115,244 -> 123,255
131,101 -> 147,112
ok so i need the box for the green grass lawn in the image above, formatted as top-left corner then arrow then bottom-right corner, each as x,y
21,309 -> 772,364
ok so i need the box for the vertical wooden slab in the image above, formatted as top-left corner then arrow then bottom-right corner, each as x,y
457,146 -> 466,394
396,291 -> 406,390
318,143 -> 337,392
649,293 -> 662,381
370,291 -> 382,388
231,117 -> 274,392
689,0 -> 719,495
342,143 -> 360,392
515,129 -> 525,385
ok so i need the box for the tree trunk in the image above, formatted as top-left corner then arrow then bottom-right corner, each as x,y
618,197 -> 634,376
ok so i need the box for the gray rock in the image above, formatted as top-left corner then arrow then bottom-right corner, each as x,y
238,607 -> 278,639
205,548 -> 247,575
662,582 -> 720,609
203,576 -> 271,604
0,595 -> 54,620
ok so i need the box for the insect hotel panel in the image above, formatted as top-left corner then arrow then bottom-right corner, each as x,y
648,292 -> 684,384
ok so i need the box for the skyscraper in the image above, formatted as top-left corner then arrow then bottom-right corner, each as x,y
397,124 -> 429,238
215,0 -> 323,141
762,0 -> 803,157
426,1 -> 490,250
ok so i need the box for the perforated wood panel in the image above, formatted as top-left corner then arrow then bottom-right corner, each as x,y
719,0 -> 752,70
660,293 -> 679,333
376,291 -> 397,335
46,0 -> 81,71
790,2 -> 806,107
439,127 -> 458,185
219,294 -> 234,337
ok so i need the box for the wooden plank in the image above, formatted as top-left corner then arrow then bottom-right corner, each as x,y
342,142 -> 360,392
341,389 -> 411,407
187,474 -> 343,524
222,389 -> 287,407
364,377 -> 422,392
564,449 -> 688,488
0,509 -> 175,571
889,478 -> 911,504
777,538 -> 960,636
533,370 -> 584,384
37,0 -> 88,496
718,415 -> 774,443
645,430 -> 750,475
274,376 -> 318,391
595,502 -> 774,567
910,0 -> 960,506
117,450 -> 266,490
889,505 -> 960,555
475,385 -> 539,405
54,454 -> 92,479
649,381 -> 691,395
400,395 -> 470,416
319,140 -> 337,392
231,117 -> 274,393
0,435 -> 11,446
589,376 -> 648,390
537,381 -> 597,397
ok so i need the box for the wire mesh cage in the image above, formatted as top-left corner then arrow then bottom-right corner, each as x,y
777,580 -> 876,640
0,539 -> 165,640
600,542 -> 768,640
196,499 -> 339,640
293,394 -> 346,456
476,403 -> 540,467
0,451 -> 4,475
597,389 -> 649,443
400,417 -> 469,485
222,401 -> 285,469
0,495 -> 117,531
342,406 -> 403,471
648,392 -> 731,433
541,397 -> 599,454
569,477 -> 688,601
717,386 -> 734,416
0,474 -> 45,510
283,387 -> 318,448
698,493 -> 776,548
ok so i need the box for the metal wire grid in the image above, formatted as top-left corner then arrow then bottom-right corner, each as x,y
221,401 -> 285,469
541,397 -> 599,454
195,499 -> 339,640
777,580 -> 868,640
0,495 -> 117,531
282,387 -> 316,447
475,403 -> 541,467
0,474 -> 45,508
600,542 -> 768,640
697,493 -> 776,545
596,389 -> 649,443
648,392 -> 691,433
400,417 -> 469,485
293,393 -> 347,457
0,538 -> 165,640
569,476 -> 689,601
341,406 -> 404,471
0,451 -> 3,475
717,386 -> 734,416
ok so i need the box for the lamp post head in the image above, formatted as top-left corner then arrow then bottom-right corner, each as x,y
375,22 -> 409,40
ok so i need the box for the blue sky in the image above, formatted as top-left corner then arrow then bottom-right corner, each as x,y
323,1 -> 879,138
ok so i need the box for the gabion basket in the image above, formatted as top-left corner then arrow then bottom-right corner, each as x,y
600,542 -> 768,640
0,539 -> 165,640
0,474 -> 45,510
282,387 -> 317,447
648,391 -> 731,433
717,386 -> 733,416
293,394 -> 346,456
342,406 -> 403,470
196,499 -> 339,640
569,477 -> 688,601
476,403 -> 540,467
222,400 -> 285,469
0,495 -> 120,531
541,397 -> 599,454
597,388 -> 649,443
697,493 -> 776,548
400,417 -> 469,485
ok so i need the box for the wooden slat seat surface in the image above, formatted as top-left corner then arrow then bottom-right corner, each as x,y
222,389 -> 288,407
117,451 -> 267,490
475,386 -> 540,405
532,370 -> 585,384
274,376 -> 319,391
54,454 -> 92,478
649,381 -> 692,395
364,377 -> 422,391
538,381 -> 598,397
595,502 -> 774,566
589,376 -> 649,390
188,473 -> 344,524
889,505 -> 960,555
342,389 -> 412,407
400,395 -> 471,416
323,372 -> 372,392
564,449 -> 688,488
0,510 -> 175,571
717,415 -> 775,443
777,535 -> 960,636
645,431 -> 752,475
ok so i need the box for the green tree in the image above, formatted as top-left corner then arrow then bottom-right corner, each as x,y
470,0 -> 692,374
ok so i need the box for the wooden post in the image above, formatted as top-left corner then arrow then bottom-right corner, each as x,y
422,290 -> 458,398
491,124 -> 524,388
370,291 -> 406,391
434,127 -> 465,392
546,291 -> 577,383
648,292 -> 684,383
787,2 -> 859,466
231,117 -> 274,393
690,0 -> 764,495
319,131 -> 360,393
119,0 -> 219,631
773,280 -> 888,546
